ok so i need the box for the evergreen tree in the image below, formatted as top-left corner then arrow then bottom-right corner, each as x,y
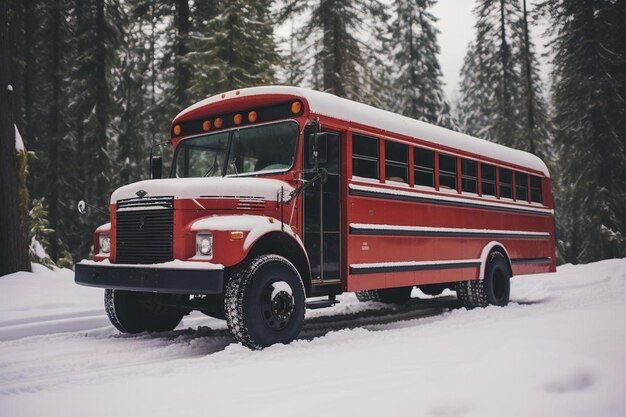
458,0 -> 550,154
63,0 -> 123,259
1,0 -> 31,275
279,19 -> 307,87
390,0 -> 449,125
283,0 -> 386,104
543,0 -> 626,262
187,0 -> 279,98
111,1 -> 151,186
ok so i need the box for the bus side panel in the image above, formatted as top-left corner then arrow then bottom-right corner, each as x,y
345,184 -> 555,292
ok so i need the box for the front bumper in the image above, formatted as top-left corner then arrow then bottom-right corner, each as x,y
75,261 -> 224,294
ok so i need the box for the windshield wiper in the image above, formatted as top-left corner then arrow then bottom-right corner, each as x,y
230,158 -> 239,177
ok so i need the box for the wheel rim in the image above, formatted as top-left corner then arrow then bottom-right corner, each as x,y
492,268 -> 507,302
261,281 -> 295,330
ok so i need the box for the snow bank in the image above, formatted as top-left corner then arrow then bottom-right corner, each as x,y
1,259 -> 625,416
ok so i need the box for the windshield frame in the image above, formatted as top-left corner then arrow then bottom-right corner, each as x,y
170,119 -> 301,179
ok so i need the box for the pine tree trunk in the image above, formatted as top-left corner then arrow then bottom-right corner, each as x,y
95,0 -> 109,210
522,0 -> 535,154
499,0 -> 512,124
175,0 -> 190,104
23,0 -> 33,154
47,1 -> 62,261
0,0 -> 31,276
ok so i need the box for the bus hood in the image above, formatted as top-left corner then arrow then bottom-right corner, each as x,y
110,177 -> 294,204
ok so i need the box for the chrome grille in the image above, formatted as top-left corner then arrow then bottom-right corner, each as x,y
116,196 -> 174,264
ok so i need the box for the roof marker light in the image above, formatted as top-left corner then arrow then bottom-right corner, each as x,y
291,101 -> 302,114
173,124 -> 182,136
202,120 -> 211,131
234,113 -> 242,125
214,118 -> 223,128
248,111 -> 257,122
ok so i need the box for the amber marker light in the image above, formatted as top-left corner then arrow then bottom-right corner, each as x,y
291,101 -> 302,114
248,111 -> 258,122
214,118 -> 223,128
230,231 -> 244,240
233,113 -> 243,125
202,120 -> 211,131
173,124 -> 182,136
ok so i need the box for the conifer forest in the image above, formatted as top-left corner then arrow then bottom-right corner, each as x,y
1,0 -> 625,276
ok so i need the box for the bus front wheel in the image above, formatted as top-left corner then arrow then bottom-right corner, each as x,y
225,254 -> 306,350
104,289 -> 187,333
457,251 -> 511,308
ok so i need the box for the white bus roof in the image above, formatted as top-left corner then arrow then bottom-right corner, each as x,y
176,86 -> 550,177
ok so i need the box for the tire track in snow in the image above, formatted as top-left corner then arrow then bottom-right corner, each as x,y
0,296 -> 459,394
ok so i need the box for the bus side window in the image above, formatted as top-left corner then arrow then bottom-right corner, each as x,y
438,153 -> 457,191
414,147 -> 434,188
385,140 -> 408,184
461,159 -> 477,193
515,172 -> 529,202
481,163 -> 496,196
352,134 -> 379,180
530,175 -> 543,203
499,168 -> 513,199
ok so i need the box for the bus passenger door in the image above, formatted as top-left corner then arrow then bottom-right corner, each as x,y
303,129 -> 341,284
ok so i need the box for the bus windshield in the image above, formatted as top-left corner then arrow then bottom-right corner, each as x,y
173,121 -> 299,178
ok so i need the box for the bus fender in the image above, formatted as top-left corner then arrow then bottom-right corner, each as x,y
190,215 -> 310,281
478,241 -> 512,280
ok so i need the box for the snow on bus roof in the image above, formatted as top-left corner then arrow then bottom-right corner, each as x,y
176,86 -> 550,177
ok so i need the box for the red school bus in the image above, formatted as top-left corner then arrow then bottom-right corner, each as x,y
75,86 -> 556,349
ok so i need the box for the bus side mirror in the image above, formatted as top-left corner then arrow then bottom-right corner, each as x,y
150,156 -> 162,179
308,132 -> 328,169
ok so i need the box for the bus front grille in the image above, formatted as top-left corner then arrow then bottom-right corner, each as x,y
115,196 -> 174,264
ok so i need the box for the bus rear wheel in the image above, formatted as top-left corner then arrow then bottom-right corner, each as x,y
225,254 -> 306,350
355,286 -> 412,305
104,289 -> 187,333
457,251 -> 511,308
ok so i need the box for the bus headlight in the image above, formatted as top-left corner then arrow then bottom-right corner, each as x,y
196,233 -> 213,258
99,233 -> 111,254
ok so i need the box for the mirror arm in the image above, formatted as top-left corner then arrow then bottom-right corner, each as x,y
77,200 -> 109,217
285,168 -> 328,205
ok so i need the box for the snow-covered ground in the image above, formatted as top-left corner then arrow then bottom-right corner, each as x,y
1,259 -> 625,416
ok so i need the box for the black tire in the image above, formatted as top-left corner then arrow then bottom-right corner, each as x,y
355,286 -> 413,305
457,251 -> 511,309
105,289 -> 187,333
225,254 -> 306,350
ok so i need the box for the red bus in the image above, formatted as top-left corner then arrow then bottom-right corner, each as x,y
75,86 -> 556,349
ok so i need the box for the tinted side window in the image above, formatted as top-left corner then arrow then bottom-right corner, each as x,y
385,141 -> 408,183
414,147 -> 434,187
499,168 -> 513,199
515,172 -> 529,202
352,134 -> 379,180
439,153 -> 457,190
461,159 -> 477,193
481,163 -> 496,197
530,175 -> 543,203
